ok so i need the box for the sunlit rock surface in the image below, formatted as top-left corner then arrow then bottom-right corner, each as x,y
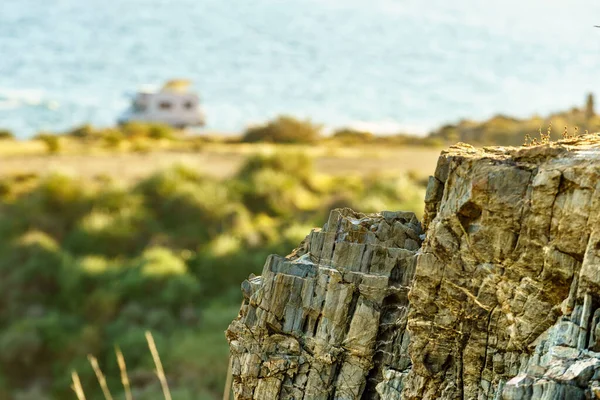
228,135 -> 600,399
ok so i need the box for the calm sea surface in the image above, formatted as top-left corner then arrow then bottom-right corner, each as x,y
1,0 -> 600,137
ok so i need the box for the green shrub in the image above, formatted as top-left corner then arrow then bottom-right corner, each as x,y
148,123 -> 175,140
110,259 -> 200,313
0,129 -> 14,140
62,185 -> 151,258
236,151 -> 314,183
64,209 -> 153,257
358,174 -> 425,214
6,174 -> 90,239
131,140 -> 152,153
66,124 -> 96,139
100,128 -> 125,148
241,116 -> 321,143
235,152 -> 318,216
242,168 -> 317,216
0,181 -> 10,199
136,167 -> 236,246
139,246 -> 187,276
121,122 -> 175,140
332,128 -> 374,144
0,320 -> 44,382
121,122 -> 149,138
0,232 -> 86,316
34,133 -> 61,154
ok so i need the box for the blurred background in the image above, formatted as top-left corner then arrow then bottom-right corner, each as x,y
1,0 -> 600,399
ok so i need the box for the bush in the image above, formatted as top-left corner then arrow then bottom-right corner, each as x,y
0,129 -> 14,140
135,166 -> 237,246
64,186 -> 151,257
0,232 -> 64,317
236,152 -> 314,183
4,174 -> 91,240
235,152 -> 318,216
332,128 -> 374,144
100,128 -> 124,148
64,209 -> 152,257
131,140 -> 152,153
66,124 -> 96,139
241,116 -> 321,144
121,122 -> 175,140
147,123 -> 175,140
34,133 -> 61,154
239,168 -> 317,216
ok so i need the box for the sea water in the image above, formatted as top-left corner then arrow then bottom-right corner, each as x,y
1,0 -> 600,138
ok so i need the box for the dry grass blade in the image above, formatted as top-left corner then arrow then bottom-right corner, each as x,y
71,371 -> 87,400
115,346 -> 133,400
87,355 -> 114,400
145,331 -> 172,400
222,300 -> 244,400
222,356 -> 233,400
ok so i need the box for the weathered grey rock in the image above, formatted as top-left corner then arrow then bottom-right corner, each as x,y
226,208 -> 423,399
227,136 -> 600,399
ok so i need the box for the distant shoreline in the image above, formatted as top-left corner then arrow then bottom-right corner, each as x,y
1,93 -> 598,151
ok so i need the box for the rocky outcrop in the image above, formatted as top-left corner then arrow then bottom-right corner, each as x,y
407,138 -> 600,400
227,136 -> 600,399
226,209 -> 423,399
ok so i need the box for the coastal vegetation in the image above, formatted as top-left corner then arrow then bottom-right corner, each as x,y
2,94 -> 598,155
241,116 -> 321,144
429,94 -> 600,146
0,152 -> 426,399
0,130 -> 14,141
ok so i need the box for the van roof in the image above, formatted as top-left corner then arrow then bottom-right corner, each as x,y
136,80 -> 194,95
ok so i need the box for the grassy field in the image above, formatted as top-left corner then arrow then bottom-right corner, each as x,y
0,142 -> 441,183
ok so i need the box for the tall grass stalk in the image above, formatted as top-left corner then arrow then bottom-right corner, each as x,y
222,300 -> 243,400
222,356 -> 233,400
87,355 -> 114,400
71,371 -> 87,400
145,331 -> 173,400
115,346 -> 133,400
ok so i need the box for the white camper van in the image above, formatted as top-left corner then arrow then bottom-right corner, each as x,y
118,80 -> 206,128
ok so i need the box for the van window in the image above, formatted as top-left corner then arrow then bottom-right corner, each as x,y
159,101 -> 172,110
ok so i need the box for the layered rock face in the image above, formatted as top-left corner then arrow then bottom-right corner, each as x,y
408,139 -> 600,400
226,209 -> 423,399
227,137 -> 600,399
